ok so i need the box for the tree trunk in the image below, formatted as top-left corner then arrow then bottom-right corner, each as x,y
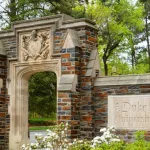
9,0 -> 17,22
103,54 -> 108,76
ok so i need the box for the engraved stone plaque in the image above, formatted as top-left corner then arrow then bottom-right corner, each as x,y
108,95 -> 150,129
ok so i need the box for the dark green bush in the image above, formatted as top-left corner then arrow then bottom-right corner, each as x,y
29,119 -> 56,126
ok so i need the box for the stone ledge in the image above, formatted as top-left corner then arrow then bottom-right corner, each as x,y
58,74 -> 77,92
94,74 -> 150,86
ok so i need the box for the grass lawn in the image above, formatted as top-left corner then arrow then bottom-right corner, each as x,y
29,126 -> 55,131
29,117 -> 56,121
29,117 -> 56,131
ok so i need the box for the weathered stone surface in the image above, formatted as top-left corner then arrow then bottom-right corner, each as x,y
0,41 -> 6,55
108,95 -> 150,130
62,29 -> 81,49
94,74 -> 150,86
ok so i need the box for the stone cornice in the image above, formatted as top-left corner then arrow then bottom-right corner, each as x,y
0,14 -> 97,38
95,74 -> 150,86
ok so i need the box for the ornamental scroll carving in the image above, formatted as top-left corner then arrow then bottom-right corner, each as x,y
22,30 -> 50,61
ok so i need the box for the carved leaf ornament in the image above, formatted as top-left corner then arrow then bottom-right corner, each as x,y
22,30 -> 50,60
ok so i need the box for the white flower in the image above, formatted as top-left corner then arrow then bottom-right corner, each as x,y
21,144 -> 25,148
35,133 -> 42,136
100,127 -> 106,132
110,138 -> 120,142
47,142 -> 52,148
94,136 -> 101,140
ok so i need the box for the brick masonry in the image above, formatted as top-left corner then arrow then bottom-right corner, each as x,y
1,37 -> 17,58
57,26 -> 98,139
0,55 -> 9,150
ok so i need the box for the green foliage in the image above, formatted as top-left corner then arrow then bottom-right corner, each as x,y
69,139 -> 91,150
93,141 -> 125,150
29,117 -> 56,126
85,0 -> 144,75
125,131 -> 150,150
134,130 -> 145,141
29,126 -> 55,131
72,1 -> 86,18
0,0 -> 75,28
0,0 -> 149,75
29,71 -> 57,118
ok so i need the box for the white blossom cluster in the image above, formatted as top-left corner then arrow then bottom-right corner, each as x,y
91,126 -> 120,148
22,125 -> 121,150
21,122 -> 70,150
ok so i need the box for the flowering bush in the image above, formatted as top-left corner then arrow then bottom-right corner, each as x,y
68,139 -> 91,150
21,122 -> 70,150
91,126 -> 120,148
22,124 -> 150,150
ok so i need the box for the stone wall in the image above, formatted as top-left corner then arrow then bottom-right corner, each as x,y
0,55 -> 9,150
94,75 -> 150,141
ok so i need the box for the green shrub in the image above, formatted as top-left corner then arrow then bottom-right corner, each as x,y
68,139 -> 91,150
29,118 -> 56,126
92,141 -> 125,150
125,131 -> 150,150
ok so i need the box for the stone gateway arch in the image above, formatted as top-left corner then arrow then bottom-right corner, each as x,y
0,14 -> 100,150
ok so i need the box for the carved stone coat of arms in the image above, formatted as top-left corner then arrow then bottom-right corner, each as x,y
21,30 -> 50,61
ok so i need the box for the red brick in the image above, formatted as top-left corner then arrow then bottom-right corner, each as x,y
67,66 -> 75,70
82,116 -> 92,122
88,37 -> 97,42
71,130 -> 78,134
140,86 -> 150,88
62,71 -> 71,74
81,78 -> 91,82
0,113 -> 5,117
75,62 -> 80,66
58,93 -> 70,98
58,102 -> 67,106
62,62 -> 71,66
81,70 -> 86,75
61,116 -> 71,120
86,31 -> 91,36
54,36 -> 59,40
62,53 -> 70,58
72,70 -> 80,74
71,121 -> 79,125
62,106 -> 71,110
55,43 -> 63,46
0,97 -> 5,101
96,108 -> 106,113
62,99 -> 71,102
99,92 -> 107,97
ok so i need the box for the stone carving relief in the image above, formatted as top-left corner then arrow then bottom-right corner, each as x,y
21,30 -> 50,61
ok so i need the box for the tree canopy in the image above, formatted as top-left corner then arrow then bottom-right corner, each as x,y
29,72 -> 57,118
0,0 -> 149,75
